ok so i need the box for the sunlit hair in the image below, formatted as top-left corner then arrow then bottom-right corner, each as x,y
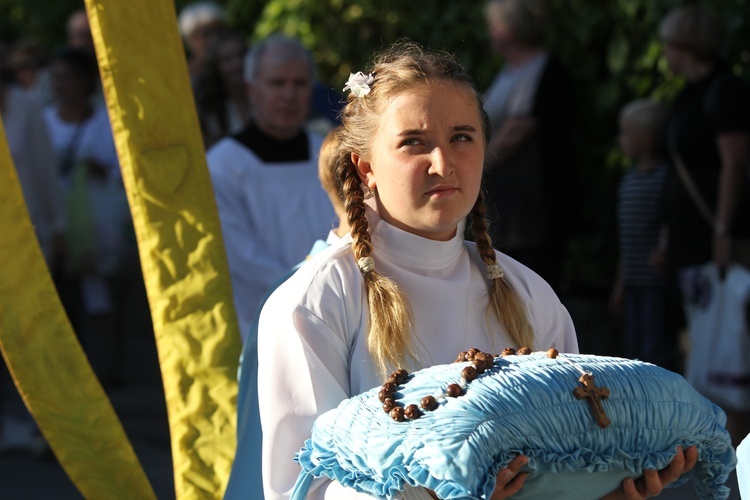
484,0 -> 547,47
619,98 -> 667,138
318,126 -> 345,216
178,1 -> 226,38
659,4 -> 723,61
336,40 -> 534,376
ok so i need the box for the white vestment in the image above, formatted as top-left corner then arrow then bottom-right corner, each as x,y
207,134 -> 337,340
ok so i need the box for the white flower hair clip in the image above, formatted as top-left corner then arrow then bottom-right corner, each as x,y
344,71 -> 375,98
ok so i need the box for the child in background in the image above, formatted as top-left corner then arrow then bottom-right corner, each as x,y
609,99 -> 675,370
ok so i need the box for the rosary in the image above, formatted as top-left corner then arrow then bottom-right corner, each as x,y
378,347 -> 611,429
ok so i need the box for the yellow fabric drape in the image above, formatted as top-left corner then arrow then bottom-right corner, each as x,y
85,0 -> 242,497
0,119 -> 156,499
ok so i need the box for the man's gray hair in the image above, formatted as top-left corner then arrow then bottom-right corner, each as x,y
243,34 -> 316,84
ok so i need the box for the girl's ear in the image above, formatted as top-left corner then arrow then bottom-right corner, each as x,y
351,153 -> 376,190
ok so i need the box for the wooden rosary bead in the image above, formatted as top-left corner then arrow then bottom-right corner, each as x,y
502,347 -> 516,356
378,388 -> 394,403
547,348 -> 559,359
472,359 -> 487,374
404,404 -> 422,420
475,352 -> 494,371
420,395 -> 438,411
389,369 -> 409,385
517,347 -> 532,355
382,381 -> 398,393
461,366 -> 478,382
446,383 -> 463,398
382,398 -> 397,413
390,407 -> 405,422
454,351 -> 469,363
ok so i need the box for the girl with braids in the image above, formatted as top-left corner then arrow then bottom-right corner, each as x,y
254,41 -> 695,499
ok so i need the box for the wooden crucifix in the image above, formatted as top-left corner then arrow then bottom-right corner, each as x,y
573,373 -> 611,428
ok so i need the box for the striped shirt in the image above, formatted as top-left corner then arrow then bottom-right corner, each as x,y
617,164 -> 668,286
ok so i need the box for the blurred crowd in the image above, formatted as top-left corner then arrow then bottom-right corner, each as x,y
0,1 -> 342,458
0,7 -> 136,456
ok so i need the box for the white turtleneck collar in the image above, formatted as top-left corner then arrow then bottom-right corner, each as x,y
363,201 -> 466,271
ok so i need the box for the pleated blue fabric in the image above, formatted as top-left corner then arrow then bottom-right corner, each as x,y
291,353 -> 736,500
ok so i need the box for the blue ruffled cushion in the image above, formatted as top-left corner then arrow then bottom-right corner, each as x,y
291,353 -> 736,500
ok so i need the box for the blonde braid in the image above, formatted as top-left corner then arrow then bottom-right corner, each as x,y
338,154 -> 415,376
469,190 -> 535,349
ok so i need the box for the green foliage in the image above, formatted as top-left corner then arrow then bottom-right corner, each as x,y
0,0 -> 80,48
248,0 -> 491,90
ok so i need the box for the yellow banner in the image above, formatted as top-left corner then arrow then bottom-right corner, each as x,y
0,119 -> 155,498
85,0 -> 242,497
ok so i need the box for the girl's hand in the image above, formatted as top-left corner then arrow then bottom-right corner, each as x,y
490,455 -> 529,499
601,446 -> 698,499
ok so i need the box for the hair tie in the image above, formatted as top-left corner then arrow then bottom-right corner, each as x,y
358,256 -> 375,274
487,264 -> 504,281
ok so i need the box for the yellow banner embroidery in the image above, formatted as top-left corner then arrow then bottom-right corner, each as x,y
85,0 -> 242,497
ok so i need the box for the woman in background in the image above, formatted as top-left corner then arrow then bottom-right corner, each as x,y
659,4 -> 750,447
44,47 -> 130,388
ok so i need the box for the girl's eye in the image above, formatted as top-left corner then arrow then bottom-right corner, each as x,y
400,138 -> 422,147
452,133 -> 472,142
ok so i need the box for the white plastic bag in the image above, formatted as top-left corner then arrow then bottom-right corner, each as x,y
680,262 -> 750,411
